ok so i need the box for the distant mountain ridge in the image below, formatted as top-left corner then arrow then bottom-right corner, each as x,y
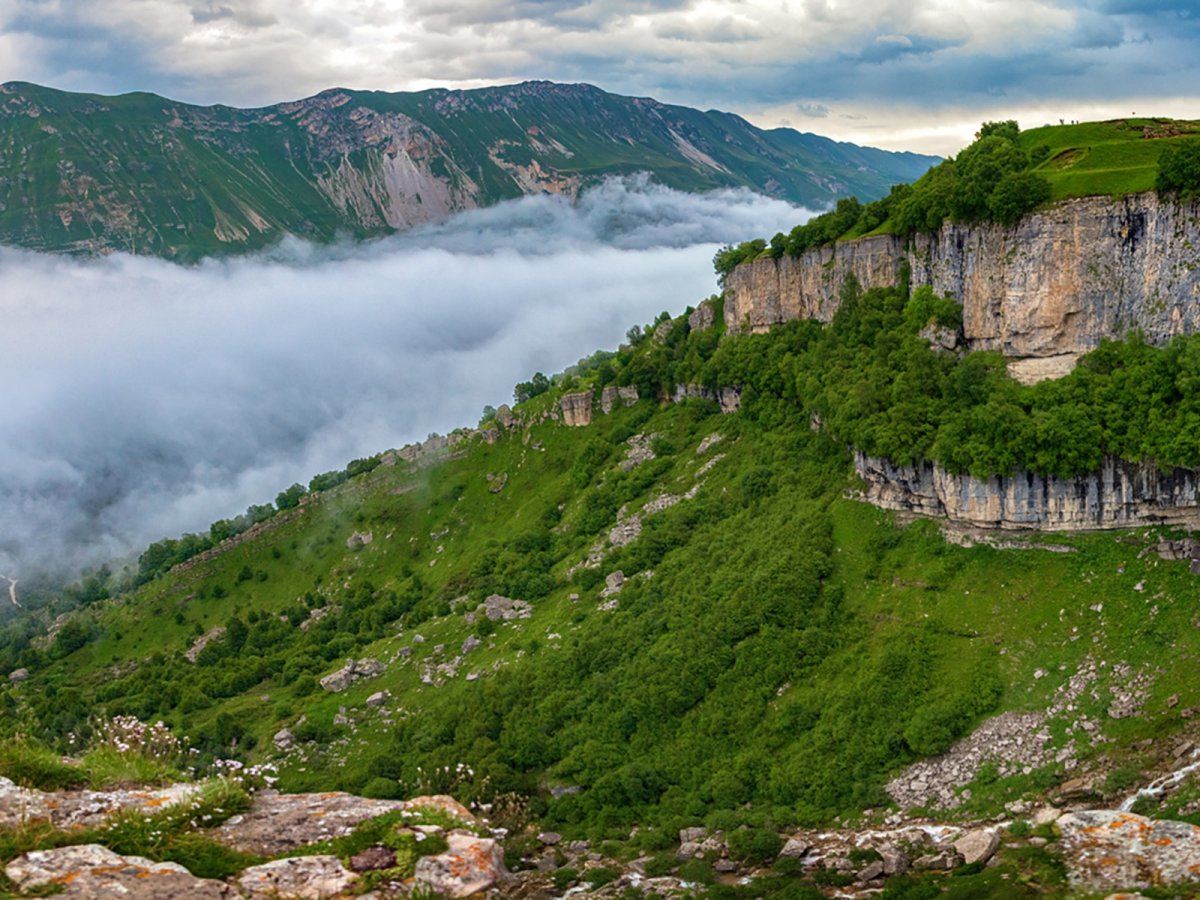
0,80 -> 937,258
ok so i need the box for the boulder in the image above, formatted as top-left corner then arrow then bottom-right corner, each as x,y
461,635 -> 482,655
5,844 -> 226,898
495,405 -> 515,429
349,846 -> 396,872
480,594 -> 532,621
858,861 -> 885,881
213,790 -> 407,855
273,727 -> 295,750
319,657 -> 384,692
8,667 -> 28,683
1059,810 -> 1200,891
778,837 -> 810,859
538,831 -> 562,846
236,855 -> 357,899
365,691 -> 389,708
400,794 -> 477,824
880,846 -> 909,875
413,831 -> 506,897
954,829 -> 1000,866
679,827 -> 706,844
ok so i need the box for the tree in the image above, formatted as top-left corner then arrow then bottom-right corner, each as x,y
988,171 -> 1052,225
1156,140 -> 1200,200
513,372 -> 551,404
275,483 -> 308,510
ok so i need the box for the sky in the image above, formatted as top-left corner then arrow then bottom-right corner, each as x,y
0,1 -> 1198,153
0,179 -> 808,584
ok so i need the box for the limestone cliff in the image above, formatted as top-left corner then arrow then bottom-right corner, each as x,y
854,452 -> 1200,531
725,194 -> 1200,384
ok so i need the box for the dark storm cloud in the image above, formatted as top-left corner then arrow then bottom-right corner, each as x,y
0,178 -> 810,583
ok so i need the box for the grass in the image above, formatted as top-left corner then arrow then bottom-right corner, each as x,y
1020,117 -> 1200,200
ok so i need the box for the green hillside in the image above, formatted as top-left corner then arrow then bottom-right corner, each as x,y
0,80 -> 937,259
1021,117 -> 1200,200
715,117 -> 1200,276
6,271 -> 1200,897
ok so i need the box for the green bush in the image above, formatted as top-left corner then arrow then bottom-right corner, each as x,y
726,827 -> 784,866
1156,139 -> 1200,200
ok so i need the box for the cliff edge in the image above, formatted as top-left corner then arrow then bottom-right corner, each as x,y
725,193 -> 1200,383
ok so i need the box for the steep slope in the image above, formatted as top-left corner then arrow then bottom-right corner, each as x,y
0,80 -> 937,259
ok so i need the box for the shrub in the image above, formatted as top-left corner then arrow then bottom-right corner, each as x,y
726,827 -> 784,866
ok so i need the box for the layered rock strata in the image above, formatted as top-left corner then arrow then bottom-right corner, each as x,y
855,451 -> 1200,531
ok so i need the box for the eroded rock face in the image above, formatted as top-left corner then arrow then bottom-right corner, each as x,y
413,831 -> 507,898
1058,810 -> 1200,892
855,452 -> 1200,531
599,385 -> 639,414
725,194 -> 1200,382
559,391 -> 594,427
5,844 -> 228,898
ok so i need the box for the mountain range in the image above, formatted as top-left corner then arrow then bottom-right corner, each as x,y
0,80 -> 937,258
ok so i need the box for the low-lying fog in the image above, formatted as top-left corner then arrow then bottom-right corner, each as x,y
0,177 -> 810,583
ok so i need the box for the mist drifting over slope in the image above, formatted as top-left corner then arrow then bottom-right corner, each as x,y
0,177 -> 809,584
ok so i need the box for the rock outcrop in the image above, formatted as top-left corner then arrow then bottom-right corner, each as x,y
559,391 -> 594,427
725,194 -> 1200,382
318,657 -> 384,693
855,451 -> 1200,531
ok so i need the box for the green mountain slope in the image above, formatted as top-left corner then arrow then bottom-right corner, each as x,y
0,80 -> 937,259
6,279 -> 1200,867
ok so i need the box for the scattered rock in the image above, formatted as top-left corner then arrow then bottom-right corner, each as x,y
1059,810 -> 1200,891
1032,806 -> 1062,827
601,570 -> 625,598
679,826 -> 706,844
714,858 -> 739,873
319,657 -> 384,693
5,844 -> 225,898
273,727 -> 295,750
858,861 -> 886,881
413,831 -> 506,898
538,831 -> 562,846
880,847 -> 909,875
620,433 -> 656,470
237,855 -> 357,899
8,667 -> 28,683
185,626 -> 226,663
365,691 -> 389,708
461,635 -> 482,654
346,530 -> 373,549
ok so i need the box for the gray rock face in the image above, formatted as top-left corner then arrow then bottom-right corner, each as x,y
688,300 -> 717,332
5,845 -> 227,898
725,194 -> 1200,383
559,391 -> 594,427
1059,810 -> 1200,891
599,385 -> 639,414
212,790 -> 407,855
672,383 -> 742,413
855,451 -> 1200,531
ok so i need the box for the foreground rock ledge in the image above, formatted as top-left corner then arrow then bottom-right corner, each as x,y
1059,810 -> 1200,891
5,844 -> 228,898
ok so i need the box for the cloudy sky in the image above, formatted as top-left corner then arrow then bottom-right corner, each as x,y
0,0 -> 1197,153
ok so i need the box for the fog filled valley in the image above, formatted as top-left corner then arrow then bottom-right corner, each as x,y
0,178 -> 807,594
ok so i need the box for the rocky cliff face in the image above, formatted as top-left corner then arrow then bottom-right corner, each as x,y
854,451 -> 1200,531
725,194 -> 1200,383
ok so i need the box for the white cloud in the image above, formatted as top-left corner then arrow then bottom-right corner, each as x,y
0,178 -> 810,580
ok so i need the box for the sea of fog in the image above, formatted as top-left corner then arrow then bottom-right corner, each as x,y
0,176 -> 812,583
